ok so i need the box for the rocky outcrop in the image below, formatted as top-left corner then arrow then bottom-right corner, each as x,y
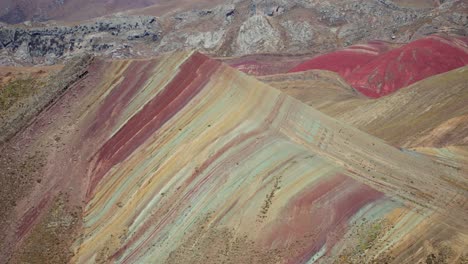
0,16 -> 161,65
280,20 -> 315,51
156,30 -> 226,53
186,31 -> 226,50
236,15 -> 281,55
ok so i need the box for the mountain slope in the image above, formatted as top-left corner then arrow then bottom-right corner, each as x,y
264,66 -> 468,148
1,51 -> 467,263
258,69 -> 363,110
335,66 -> 468,147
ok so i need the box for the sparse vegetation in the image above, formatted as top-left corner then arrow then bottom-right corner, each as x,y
0,78 -> 44,112
0,147 -> 47,261
357,221 -> 383,252
0,54 -> 92,143
459,254 -> 468,264
258,176 -> 282,221
335,220 -> 393,264
13,193 -> 81,264
424,245 -> 454,264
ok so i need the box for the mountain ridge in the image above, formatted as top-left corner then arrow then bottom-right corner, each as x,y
1,50 -> 466,263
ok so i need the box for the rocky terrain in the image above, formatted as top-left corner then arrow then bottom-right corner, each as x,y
0,0 -> 467,65
0,16 -> 161,65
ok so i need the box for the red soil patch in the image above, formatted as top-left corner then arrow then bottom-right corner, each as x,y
289,41 -> 394,78
289,36 -> 468,98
